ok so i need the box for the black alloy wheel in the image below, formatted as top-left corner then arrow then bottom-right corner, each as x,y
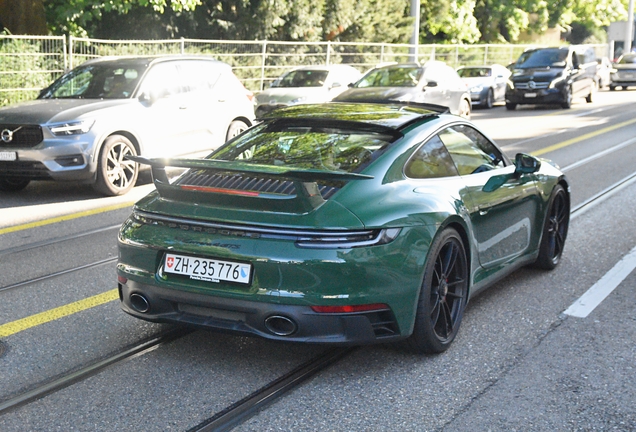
561,86 -> 572,109
405,228 -> 468,354
534,184 -> 569,270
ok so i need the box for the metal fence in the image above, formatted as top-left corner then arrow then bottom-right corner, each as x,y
1,34 -> 610,106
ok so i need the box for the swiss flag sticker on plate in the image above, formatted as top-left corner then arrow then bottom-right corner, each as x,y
166,256 -> 174,268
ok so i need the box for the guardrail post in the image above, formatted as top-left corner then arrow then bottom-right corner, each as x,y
260,41 -> 267,91
180,38 -> 185,54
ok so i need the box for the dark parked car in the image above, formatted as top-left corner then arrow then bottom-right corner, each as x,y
457,64 -> 511,108
505,47 -> 596,110
334,62 -> 471,118
610,53 -> 636,90
0,56 -> 255,195
117,102 -> 569,354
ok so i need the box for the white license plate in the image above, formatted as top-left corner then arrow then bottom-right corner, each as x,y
0,151 -> 17,161
524,92 -> 537,98
163,253 -> 252,285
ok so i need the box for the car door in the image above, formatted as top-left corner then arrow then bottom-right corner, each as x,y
439,124 -> 542,268
420,64 -> 449,106
135,62 -> 192,158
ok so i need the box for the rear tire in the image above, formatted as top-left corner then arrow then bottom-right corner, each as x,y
226,120 -> 249,141
585,82 -> 595,103
0,178 -> 30,192
92,135 -> 138,196
534,185 -> 569,270
405,227 -> 468,354
458,99 -> 471,119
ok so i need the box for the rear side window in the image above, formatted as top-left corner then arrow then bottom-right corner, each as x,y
438,125 -> 506,175
405,135 -> 459,179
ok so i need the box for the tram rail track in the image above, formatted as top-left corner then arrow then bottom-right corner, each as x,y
1,157 -> 635,430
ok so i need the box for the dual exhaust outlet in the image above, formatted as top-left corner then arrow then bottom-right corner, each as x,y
128,293 -> 298,336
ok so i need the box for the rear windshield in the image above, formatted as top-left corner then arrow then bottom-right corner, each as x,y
210,121 -> 397,173
457,68 -> 491,78
355,66 -> 423,88
272,70 -> 329,88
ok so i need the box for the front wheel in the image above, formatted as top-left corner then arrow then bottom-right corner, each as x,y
405,228 -> 468,354
92,135 -> 138,196
505,102 -> 516,110
561,86 -> 572,109
485,89 -> 494,109
0,178 -> 30,192
534,185 -> 569,270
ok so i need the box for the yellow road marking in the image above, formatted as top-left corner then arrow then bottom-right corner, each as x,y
0,202 -> 135,235
531,118 -> 636,157
0,289 -> 119,338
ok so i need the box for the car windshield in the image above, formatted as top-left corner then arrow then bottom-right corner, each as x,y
618,54 -> 636,64
457,68 -> 491,78
515,49 -> 568,69
210,121 -> 396,173
40,62 -> 147,99
272,70 -> 329,88
355,66 -> 423,88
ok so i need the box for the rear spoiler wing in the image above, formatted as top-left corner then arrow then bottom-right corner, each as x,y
127,156 -> 373,213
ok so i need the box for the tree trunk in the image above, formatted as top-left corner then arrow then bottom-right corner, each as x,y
0,0 -> 48,35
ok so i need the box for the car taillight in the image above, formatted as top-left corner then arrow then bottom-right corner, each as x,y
311,304 -> 389,313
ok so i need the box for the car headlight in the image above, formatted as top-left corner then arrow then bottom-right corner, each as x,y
49,120 -> 95,136
506,79 -> 515,89
470,85 -> 484,93
549,74 -> 566,89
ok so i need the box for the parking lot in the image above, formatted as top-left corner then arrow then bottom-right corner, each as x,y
1,90 -> 635,431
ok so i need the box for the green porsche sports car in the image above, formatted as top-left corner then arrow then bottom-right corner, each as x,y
117,102 -> 569,354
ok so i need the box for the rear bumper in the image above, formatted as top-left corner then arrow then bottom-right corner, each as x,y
118,278 -> 402,345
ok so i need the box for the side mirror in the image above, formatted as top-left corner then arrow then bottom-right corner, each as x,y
514,153 -> 541,175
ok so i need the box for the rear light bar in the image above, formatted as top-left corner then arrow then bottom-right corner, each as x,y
311,303 -> 390,313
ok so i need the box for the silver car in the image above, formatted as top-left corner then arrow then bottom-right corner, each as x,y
610,54 -> 636,90
255,65 -> 361,117
457,64 -> 511,109
0,56 -> 255,195
333,62 -> 472,118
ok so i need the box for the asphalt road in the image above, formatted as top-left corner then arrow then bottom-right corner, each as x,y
0,89 -> 635,431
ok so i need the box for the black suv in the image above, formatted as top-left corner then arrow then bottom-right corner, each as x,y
505,47 -> 596,110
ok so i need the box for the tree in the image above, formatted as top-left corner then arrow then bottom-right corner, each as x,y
44,0 -> 201,36
0,0 -> 47,35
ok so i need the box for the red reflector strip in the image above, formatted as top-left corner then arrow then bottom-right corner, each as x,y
117,276 -> 128,284
180,185 -> 260,197
311,303 -> 389,314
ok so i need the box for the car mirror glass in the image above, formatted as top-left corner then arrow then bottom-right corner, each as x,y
483,173 -> 513,192
514,153 -> 541,175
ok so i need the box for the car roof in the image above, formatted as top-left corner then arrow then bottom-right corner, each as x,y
80,55 -> 228,68
260,101 -> 448,130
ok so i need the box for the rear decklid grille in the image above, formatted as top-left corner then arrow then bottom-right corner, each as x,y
176,170 -> 340,200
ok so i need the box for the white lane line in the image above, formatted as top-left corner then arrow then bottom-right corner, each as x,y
563,245 -> 636,318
